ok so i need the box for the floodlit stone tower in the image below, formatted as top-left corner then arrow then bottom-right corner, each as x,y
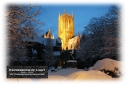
58,10 -> 74,50
44,29 -> 54,39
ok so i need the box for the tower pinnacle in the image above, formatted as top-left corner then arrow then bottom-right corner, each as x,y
64,9 -> 66,13
72,11 -> 74,17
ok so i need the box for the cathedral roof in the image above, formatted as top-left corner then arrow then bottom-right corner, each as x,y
45,29 -> 52,37
33,35 -> 56,46
43,29 -> 54,39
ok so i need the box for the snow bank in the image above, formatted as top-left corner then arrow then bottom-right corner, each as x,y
92,58 -> 121,71
92,58 -> 121,78
66,70 -> 112,81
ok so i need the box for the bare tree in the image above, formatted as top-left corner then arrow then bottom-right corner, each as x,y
76,5 -> 120,68
7,4 -> 43,66
101,5 -> 119,60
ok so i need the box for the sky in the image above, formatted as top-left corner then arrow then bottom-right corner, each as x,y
36,4 -> 111,39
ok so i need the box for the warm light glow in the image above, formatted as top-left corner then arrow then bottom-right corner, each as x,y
58,10 -> 81,50
58,10 -> 74,50
67,33 -> 81,50
44,29 -> 54,39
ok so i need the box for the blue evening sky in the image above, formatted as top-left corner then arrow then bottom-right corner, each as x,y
36,4 -> 111,39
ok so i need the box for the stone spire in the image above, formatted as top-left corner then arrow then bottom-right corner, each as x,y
72,11 -> 74,17
64,9 -> 66,13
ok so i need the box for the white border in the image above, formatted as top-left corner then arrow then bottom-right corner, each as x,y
0,0 -> 127,85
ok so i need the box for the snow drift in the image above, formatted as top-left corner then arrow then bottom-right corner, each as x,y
66,70 -> 112,81
92,58 -> 120,71
92,58 -> 121,77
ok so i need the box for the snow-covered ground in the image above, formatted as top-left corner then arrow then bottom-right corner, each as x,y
40,68 -> 120,81
7,58 -> 121,82
7,68 -> 119,82
45,68 -> 113,81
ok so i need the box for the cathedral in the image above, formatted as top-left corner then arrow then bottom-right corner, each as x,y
38,10 -> 81,67
42,10 -> 81,51
58,10 -> 81,50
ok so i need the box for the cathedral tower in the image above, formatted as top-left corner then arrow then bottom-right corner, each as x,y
58,10 -> 74,50
43,29 -> 54,39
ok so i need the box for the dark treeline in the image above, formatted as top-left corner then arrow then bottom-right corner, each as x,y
76,5 -> 120,68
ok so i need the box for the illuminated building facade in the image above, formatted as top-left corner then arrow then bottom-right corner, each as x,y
58,10 -> 74,50
67,33 -> 81,50
58,10 -> 81,50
